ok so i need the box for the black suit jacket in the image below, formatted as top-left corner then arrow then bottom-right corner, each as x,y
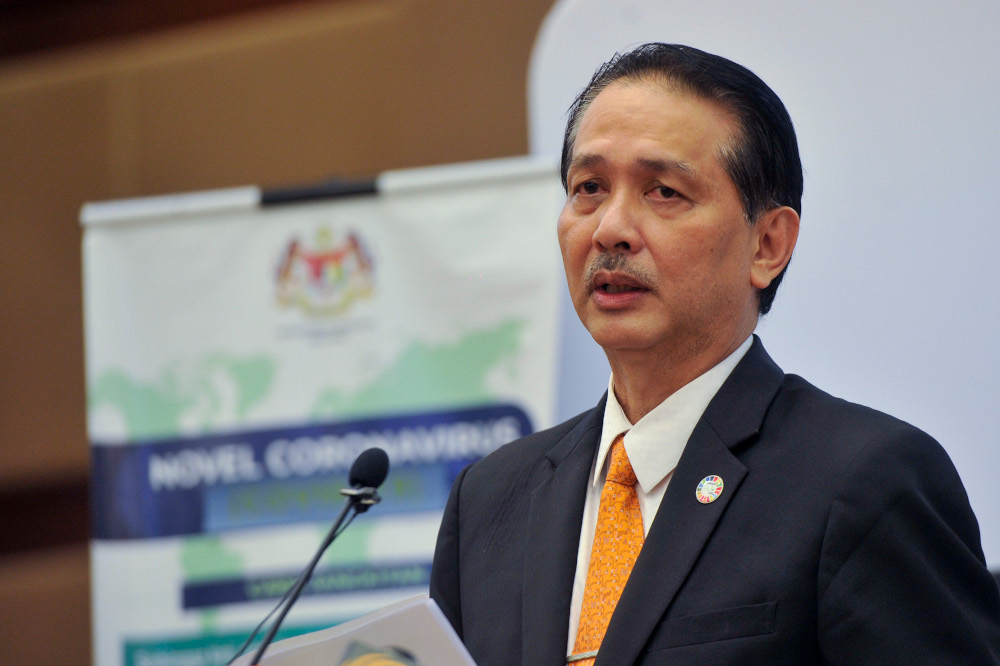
430,338 -> 1000,664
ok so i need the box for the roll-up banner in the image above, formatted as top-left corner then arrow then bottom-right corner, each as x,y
82,156 -> 564,666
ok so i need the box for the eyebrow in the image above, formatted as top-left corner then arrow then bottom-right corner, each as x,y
568,153 -> 696,177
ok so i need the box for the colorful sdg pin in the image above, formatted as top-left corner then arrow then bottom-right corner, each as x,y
695,475 -> 724,504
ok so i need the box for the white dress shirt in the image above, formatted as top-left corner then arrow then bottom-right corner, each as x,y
566,336 -> 752,655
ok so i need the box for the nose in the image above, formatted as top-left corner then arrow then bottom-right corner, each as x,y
592,192 -> 642,254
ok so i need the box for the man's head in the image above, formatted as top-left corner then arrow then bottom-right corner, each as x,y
560,43 -> 802,315
557,44 -> 800,386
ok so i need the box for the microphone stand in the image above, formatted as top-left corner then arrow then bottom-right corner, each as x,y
248,486 -> 381,665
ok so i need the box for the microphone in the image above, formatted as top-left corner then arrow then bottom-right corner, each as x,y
240,447 -> 390,665
350,446 -> 389,487
341,447 -> 390,513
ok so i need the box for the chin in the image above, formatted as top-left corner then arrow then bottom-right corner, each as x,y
585,322 -> 663,354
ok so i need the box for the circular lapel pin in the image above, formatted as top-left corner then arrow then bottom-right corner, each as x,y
695,475 -> 724,504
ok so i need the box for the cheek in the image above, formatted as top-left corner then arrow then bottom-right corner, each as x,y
648,225 -> 743,288
698,229 -> 757,298
557,210 -> 589,262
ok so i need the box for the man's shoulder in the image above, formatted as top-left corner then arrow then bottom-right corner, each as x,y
468,405 -> 598,474
719,339 -> 941,463
445,405 -> 599,521
775,373 -> 935,443
765,373 -> 954,488
734,338 -> 933,443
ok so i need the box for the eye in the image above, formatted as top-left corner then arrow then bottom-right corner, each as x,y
656,186 -> 678,199
578,180 -> 601,195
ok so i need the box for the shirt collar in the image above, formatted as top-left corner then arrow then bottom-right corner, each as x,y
594,336 -> 753,493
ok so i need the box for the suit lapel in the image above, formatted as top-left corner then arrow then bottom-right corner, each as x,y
522,401 -> 605,666
597,338 -> 785,665
597,419 -> 747,664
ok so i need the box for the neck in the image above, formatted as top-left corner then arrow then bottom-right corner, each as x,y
608,334 -> 750,424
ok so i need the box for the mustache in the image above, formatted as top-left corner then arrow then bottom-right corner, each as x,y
583,253 -> 657,291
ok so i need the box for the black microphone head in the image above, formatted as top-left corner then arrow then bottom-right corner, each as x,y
349,447 -> 389,489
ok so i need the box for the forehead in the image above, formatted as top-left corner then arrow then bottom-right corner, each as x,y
570,79 -> 737,175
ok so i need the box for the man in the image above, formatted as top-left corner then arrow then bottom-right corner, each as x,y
430,43 -> 1000,664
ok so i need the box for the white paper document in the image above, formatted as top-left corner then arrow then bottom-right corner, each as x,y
233,595 -> 476,665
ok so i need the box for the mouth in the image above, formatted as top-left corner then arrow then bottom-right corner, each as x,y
599,282 -> 644,294
588,270 -> 650,296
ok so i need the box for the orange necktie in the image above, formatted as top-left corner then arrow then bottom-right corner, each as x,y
569,433 -> 644,665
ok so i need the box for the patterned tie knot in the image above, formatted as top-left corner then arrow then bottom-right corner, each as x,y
606,434 -> 637,487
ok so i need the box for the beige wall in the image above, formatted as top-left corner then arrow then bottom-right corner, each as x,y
0,0 -> 555,661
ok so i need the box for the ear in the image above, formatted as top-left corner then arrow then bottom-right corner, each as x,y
750,206 -> 799,290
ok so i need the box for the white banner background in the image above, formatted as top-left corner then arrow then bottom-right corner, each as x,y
83,157 -> 564,666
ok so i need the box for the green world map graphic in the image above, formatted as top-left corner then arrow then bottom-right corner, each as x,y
88,319 -> 526,628
88,319 -> 524,441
